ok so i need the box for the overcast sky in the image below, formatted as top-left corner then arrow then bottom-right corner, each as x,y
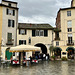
1,0 -> 71,26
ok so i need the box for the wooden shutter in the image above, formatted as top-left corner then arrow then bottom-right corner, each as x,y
24,40 -> 26,45
19,29 -> 21,34
32,30 -> 35,36
8,20 -> 11,27
44,30 -> 48,37
25,29 -> 27,34
13,10 -> 15,16
19,40 -> 22,45
7,8 -> 9,15
12,20 -> 14,27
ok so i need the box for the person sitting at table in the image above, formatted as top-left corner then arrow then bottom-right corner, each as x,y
29,56 -> 32,64
35,55 -> 38,60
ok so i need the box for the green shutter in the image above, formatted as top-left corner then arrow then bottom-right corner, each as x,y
32,30 -> 35,36
24,40 -> 26,45
19,29 -> 21,34
44,30 -> 48,37
13,10 -> 15,16
25,29 -> 27,34
12,20 -> 14,27
7,8 -> 8,15
8,20 -> 11,27
19,40 -> 22,45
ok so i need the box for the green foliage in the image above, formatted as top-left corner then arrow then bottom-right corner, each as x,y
61,57 -> 67,61
51,55 -> 55,59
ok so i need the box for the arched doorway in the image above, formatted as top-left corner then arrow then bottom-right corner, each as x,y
5,48 -> 12,60
54,47 -> 62,59
35,43 -> 47,54
66,47 -> 75,59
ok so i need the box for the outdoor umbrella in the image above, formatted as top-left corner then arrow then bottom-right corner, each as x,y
9,44 -> 41,52
9,45 -> 41,66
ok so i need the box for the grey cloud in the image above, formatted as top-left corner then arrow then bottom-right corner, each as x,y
8,0 -> 71,26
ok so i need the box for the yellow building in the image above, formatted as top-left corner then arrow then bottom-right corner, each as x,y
0,0 -> 18,60
53,0 -> 75,59
0,6 -> 2,56
17,23 -> 53,57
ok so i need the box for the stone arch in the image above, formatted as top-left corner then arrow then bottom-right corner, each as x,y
35,43 -> 47,54
5,47 -> 12,60
66,47 -> 75,59
53,47 -> 62,58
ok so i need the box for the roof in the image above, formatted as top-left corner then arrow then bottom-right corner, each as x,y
2,0 -> 17,4
0,4 -> 19,9
18,23 -> 53,30
58,7 -> 75,13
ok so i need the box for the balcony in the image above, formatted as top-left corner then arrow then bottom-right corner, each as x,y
54,37 -> 60,40
66,40 -> 74,46
6,40 -> 13,45
6,42 -> 13,45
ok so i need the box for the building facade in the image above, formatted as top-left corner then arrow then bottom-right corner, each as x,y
53,0 -> 75,59
17,23 -> 53,57
0,0 -> 18,60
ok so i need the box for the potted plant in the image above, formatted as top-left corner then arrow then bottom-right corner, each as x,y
61,57 -> 67,61
51,55 -> 56,60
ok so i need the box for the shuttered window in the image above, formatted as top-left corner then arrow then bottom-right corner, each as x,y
8,19 -> 15,27
6,8 -> 15,16
19,29 -> 27,35
8,33 -> 12,43
19,40 -> 26,45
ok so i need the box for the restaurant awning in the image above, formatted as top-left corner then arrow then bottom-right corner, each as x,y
9,45 -> 41,52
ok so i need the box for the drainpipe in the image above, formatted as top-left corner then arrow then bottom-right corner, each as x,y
52,30 -> 54,56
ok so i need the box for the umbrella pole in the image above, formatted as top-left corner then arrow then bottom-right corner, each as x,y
20,52 -> 23,66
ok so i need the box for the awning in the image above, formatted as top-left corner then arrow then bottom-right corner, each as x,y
66,47 -> 75,51
9,45 -> 41,52
53,47 -> 62,51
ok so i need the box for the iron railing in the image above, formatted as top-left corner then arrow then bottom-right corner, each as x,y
66,40 -> 74,46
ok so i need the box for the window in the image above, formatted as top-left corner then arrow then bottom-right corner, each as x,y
20,29 -> 25,34
67,20 -> 72,32
67,11 -> 71,16
56,42 -> 59,46
40,30 -> 44,36
36,30 -> 39,36
36,30 -> 44,36
32,30 -> 48,37
67,20 -> 72,28
8,20 -> 15,27
19,29 -> 27,35
8,9 -> 13,15
29,37 -> 31,44
6,8 -> 15,16
8,3 -> 11,7
19,40 -> 26,45
68,33 -> 72,44
7,33 -> 12,43
68,28 -> 72,32
62,52 -> 66,55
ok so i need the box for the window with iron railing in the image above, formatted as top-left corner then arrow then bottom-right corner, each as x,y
7,33 -> 12,44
